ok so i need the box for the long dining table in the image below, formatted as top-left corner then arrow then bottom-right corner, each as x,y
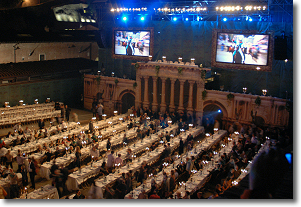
124,129 -> 226,199
66,124 -> 182,192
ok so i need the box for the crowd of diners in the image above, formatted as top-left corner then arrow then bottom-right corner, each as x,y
0,104 -> 291,199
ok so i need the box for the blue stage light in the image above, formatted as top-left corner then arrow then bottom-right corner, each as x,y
218,109 -> 221,113
249,17 -> 253,22
140,16 -> 145,21
222,17 -> 227,22
173,17 -> 177,21
122,16 -> 127,21
185,18 -> 189,21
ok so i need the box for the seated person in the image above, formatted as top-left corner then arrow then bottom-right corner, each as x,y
90,146 -> 99,161
61,121 -> 68,132
99,162 -> 109,176
73,190 -> 85,199
44,148 -> 52,162
115,154 -> 123,166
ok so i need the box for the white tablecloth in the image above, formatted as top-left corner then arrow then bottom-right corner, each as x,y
125,128 -> 223,199
66,124 -> 180,191
95,126 -> 204,195
19,184 -> 59,199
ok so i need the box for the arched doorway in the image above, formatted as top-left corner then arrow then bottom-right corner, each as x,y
121,93 -> 135,114
203,104 -> 223,133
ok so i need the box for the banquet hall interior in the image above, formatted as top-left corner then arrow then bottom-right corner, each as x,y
0,0 -> 293,199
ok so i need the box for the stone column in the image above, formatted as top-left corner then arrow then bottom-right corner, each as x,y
135,75 -> 142,110
274,105 -> 279,125
195,81 -> 204,124
152,76 -> 158,112
187,80 -> 194,113
245,102 -> 249,120
160,78 -> 167,113
178,79 -> 185,111
169,78 -> 176,112
143,76 -> 150,109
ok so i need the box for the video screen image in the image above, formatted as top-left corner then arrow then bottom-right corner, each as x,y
216,33 -> 269,66
114,30 -> 150,57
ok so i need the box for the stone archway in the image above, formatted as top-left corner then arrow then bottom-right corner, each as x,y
120,91 -> 135,114
203,100 -> 228,118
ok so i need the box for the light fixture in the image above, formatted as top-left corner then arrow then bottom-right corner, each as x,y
148,55 -> 152,61
191,58 -> 195,63
178,57 -> 182,62
262,89 -> 267,96
162,56 -> 166,61
285,59 -> 288,62
243,87 -> 247,93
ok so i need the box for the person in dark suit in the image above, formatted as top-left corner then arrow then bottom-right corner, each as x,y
65,105 -> 71,122
179,137 -> 184,155
38,119 -> 45,129
28,158 -> 36,189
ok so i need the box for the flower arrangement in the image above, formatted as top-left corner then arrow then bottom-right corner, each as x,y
95,76 -> 101,85
155,65 -> 160,76
255,96 -> 261,106
227,93 -> 234,101
133,82 -> 137,88
178,67 -> 183,75
115,79 -> 119,85
201,70 -> 206,80
202,90 -> 207,100
134,63 -> 140,70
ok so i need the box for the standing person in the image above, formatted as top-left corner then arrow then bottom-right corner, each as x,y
89,119 -> 94,133
75,146 -> 81,170
38,119 -> 45,129
106,151 -> 115,172
92,98 -> 97,118
97,103 -> 103,121
9,169 -> 19,198
28,157 -> 36,189
179,137 -> 184,155
21,165 -> 28,188
16,152 -> 26,173
61,104 -> 66,121
72,112 -> 78,122
5,150 -> 13,169
65,105 -> 71,122
87,181 -> 103,199
106,138 -> 111,151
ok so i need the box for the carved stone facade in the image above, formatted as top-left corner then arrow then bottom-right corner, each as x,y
134,60 -> 208,119
203,90 -> 289,127
84,61 -> 289,128
84,74 -> 135,116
